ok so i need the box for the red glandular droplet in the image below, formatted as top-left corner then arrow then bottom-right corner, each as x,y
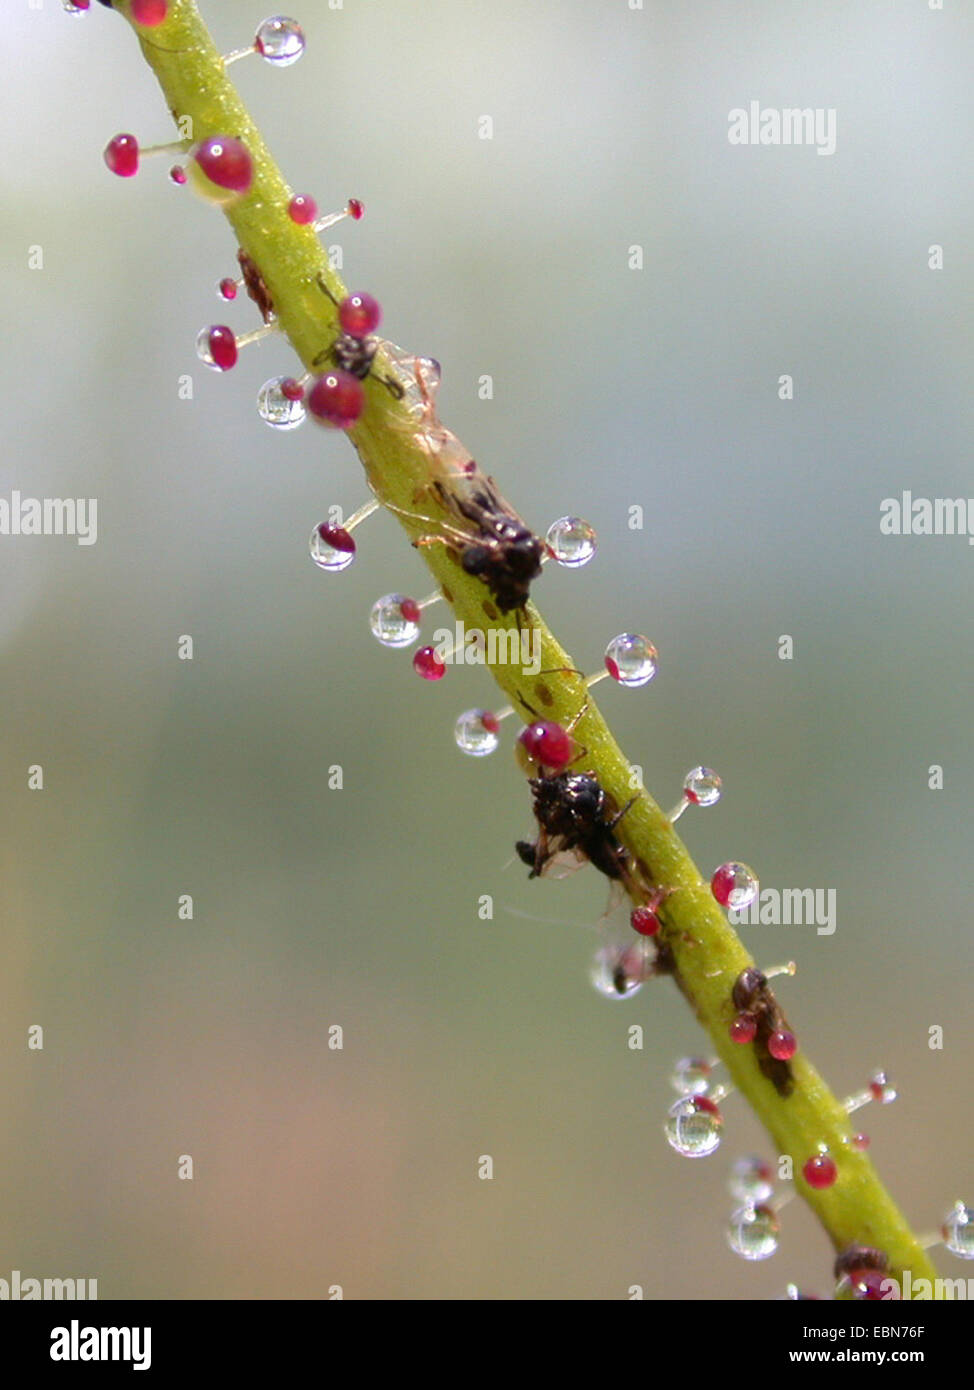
729,1013 -> 757,1044
518,721 -> 573,770
316,523 -> 355,555
131,0 -> 168,24
206,326 -> 238,371
803,1154 -> 838,1190
339,292 -> 382,339
398,598 -> 421,626
767,1029 -> 797,1061
104,134 -> 139,177
630,907 -> 660,937
193,136 -> 253,195
307,370 -> 365,429
288,194 -> 318,225
413,646 -> 445,681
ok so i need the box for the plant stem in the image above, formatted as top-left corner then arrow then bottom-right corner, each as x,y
106,0 -> 940,1290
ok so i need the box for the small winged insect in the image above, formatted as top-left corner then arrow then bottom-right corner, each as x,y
376,348 -> 545,614
515,771 -> 637,886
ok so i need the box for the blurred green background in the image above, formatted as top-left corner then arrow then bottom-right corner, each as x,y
1,0 -> 971,1299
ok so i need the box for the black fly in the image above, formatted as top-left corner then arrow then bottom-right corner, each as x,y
516,771 -> 636,884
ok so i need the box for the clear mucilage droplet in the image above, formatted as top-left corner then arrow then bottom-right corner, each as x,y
727,1203 -> 780,1260
590,942 -> 647,1000
604,633 -> 658,687
728,1155 -> 775,1204
454,709 -> 501,757
369,594 -> 421,648
684,766 -> 722,808
711,862 -> 760,911
664,1096 -> 722,1158
309,523 -> 355,572
255,16 -> 306,65
942,1202 -> 974,1258
545,516 -> 598,568
669,1057 -> 713,1097
257,376 -> 306,430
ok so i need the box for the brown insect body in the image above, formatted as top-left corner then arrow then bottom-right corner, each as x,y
381,350 -> 544,613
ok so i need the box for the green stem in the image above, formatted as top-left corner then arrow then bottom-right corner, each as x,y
107,0 -> 939,1291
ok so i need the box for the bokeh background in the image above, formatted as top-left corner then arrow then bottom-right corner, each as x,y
2,0 -> 971,1299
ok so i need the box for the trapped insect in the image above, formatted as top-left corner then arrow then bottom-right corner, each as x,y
377,350 -> 545,614
516,771 -> 637,884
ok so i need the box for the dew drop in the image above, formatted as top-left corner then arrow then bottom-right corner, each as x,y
669,1057 -> 712,1097
255,16 -> 306,65
590,942 -> 647,1000
369,594 -> 421,648
942,1202 -> 974,1258
664,1095 -> 722,1158
711,862 -> 759,911
604,633 -> 658,687
309,522 -> 356,572
454,709 -> 501,757
727,1203 -> 780,1261
63,1 -> 90,15
684,766 -> 722,808
545,516 -> 598,568
257,375 -> 307,430
729,1155 -> 774,1204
